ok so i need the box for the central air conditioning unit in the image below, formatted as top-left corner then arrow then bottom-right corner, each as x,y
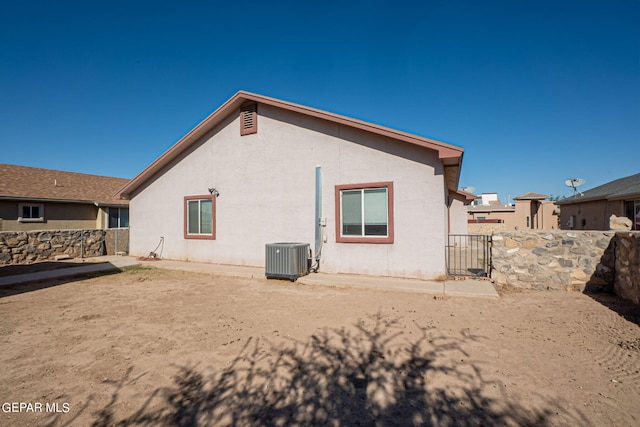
265,242 -> 310,281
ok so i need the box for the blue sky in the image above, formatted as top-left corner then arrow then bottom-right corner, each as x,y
2,0 -> 638,202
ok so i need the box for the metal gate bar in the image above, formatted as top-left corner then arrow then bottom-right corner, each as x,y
446,234 -> 491,278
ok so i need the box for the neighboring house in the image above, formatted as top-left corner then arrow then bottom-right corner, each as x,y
557,173 -> 640,230
449,190 -> 478,235
116,91 -> 469,279
0,164 -> 130,231
468,192 -> 557,232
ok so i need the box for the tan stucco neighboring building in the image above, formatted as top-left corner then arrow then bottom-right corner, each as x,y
116,91 -> 468,280
0,164 -> 129,232
468,192 -> 558,232
557,173 -> 640,230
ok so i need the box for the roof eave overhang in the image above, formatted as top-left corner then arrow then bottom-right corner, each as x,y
0,196 -> 127,206
468,208 -> 516,213
607,191 -> 640,202
451,188 -> 478,203
514,197 -> 548,201
116,91 -> 465,198
558,194 -> 619,205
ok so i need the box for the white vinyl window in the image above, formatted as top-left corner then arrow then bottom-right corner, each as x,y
336,182 -> 393,243
341,188 -> 388,237
187,198 -> 213,235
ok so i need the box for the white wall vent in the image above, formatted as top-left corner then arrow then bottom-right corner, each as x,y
265,243 -> 310,281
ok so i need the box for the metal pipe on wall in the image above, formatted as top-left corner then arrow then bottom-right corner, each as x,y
314,166 -> 322,263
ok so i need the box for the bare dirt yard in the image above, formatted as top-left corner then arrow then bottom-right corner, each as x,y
1,266 -> 639,426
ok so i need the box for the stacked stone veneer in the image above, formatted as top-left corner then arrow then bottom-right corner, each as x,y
491,230 -> 616,291
491,230 -> 640,304
0,229 -> 105,265
614,232 -> 640,305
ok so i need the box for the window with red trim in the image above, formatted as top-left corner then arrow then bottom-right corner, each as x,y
335,182 -> 394,243
184,195 -> 216,239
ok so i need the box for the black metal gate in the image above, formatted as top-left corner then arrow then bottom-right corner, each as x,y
446,234 -> 491,277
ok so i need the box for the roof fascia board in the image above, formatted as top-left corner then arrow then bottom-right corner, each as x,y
238,92 -> 464,159
606,192 -> 640,201
115,92 -> 247,199
451,189 -> 478,202
116,91 -> 464,198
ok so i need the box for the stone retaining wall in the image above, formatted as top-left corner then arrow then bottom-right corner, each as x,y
491,230 -> 640,304
491,230 -> 616,290
614,232 -> 640,304
0,229 -> 105,265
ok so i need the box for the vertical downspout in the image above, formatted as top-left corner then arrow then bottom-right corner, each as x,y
314,166 -> 322,261
446,193 -> 451,234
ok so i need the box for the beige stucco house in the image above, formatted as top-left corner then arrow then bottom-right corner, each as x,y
116,91 -> 469,279
468,192 -> 558,232
0,164 -> 129,232
557,173 -> 640,230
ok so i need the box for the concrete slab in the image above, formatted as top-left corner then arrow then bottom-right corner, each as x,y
445,279 -> 499,299
95,256 -> 264,280
298,272 -> 445,295
2,255 -> 498,299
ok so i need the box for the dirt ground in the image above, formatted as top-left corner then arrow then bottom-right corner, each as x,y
1,266 -> 639,426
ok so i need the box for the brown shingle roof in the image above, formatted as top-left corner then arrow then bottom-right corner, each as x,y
556,173 -> 640,205
0,164 -> 129,206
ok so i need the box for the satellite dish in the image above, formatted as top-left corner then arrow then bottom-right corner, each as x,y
461,186 -> 476,194
565,178 -> 586,196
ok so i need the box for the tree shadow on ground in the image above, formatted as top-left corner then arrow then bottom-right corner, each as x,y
0,267 -> 121,299
90,313 -> 590,426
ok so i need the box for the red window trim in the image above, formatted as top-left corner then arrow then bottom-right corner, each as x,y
184,195 -> 216,240
334,181 -> 394,244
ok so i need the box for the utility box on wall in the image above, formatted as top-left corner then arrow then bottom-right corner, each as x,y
265,242 -> 310,281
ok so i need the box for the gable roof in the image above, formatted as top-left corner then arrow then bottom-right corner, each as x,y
557,173 -> 640,205
0,164 -> 129,206
451,189 -> 479,204
514,192 -> 549,200
116,91 -> 465,199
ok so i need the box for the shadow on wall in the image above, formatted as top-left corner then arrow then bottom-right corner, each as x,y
44,313 -> 590,427
585,236 -> 640,325
584,237 -> 616,293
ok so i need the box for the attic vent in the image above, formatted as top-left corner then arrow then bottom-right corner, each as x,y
240,103 -> 257,135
